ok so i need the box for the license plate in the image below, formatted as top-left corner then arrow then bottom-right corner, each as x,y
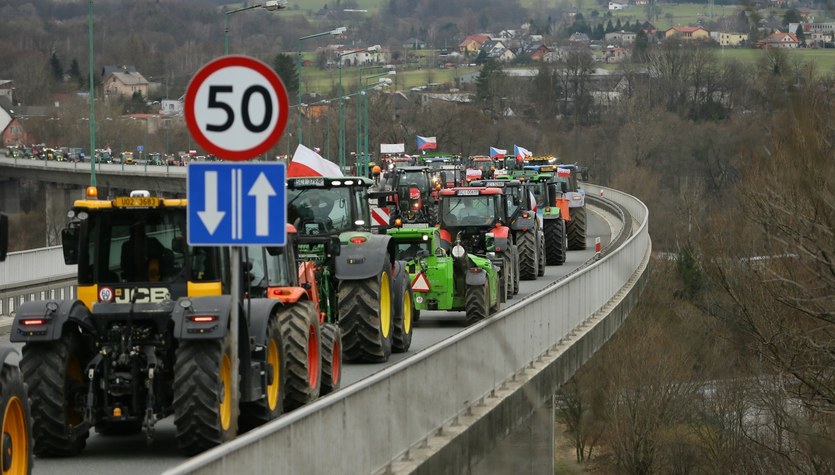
114,197 -> 160,208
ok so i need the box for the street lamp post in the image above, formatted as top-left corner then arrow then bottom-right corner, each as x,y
337,45 -> 380,170
224,1 -> 287,55
296,27 -> 346,147
358,70 -> 395,177
88,0 -> 96,187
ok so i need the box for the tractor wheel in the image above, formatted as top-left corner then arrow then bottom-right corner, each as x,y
464,283 -> 490,326
501,253 -> 514,300
320,323 -> 342,396
20,334 -> 89,457
428,205 -> 439,226
537,231 -> 546,277
517,231 -> 537,281
498,266 -> 507,304
566,206 -> 587,250
173,333 -> 237,456
278,301 -> 321,411
239,318 -> 286,432
544,219 -> 567,265
0,363 -> 32,473
338,264 -> 394,363
392,262 -> 414,353
512,244 -> 520,295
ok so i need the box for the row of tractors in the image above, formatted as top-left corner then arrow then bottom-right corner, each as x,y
368,154 -> 588,326
4,154 -> 587,466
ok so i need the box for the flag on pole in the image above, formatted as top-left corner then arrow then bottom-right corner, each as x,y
288,144 -> 343,177
514,145 -> 532,162
489,147 -> 506,159
417,135 -> 437,151
529,190 -> 538,213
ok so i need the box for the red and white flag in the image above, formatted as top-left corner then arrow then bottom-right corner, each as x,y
288,144 -> 343,177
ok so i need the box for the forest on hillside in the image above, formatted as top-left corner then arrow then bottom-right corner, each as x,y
2,2 -> 834,472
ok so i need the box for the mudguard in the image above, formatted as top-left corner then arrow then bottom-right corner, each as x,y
334,233 -> 392,280
244,298 -> 285,348
10,299 -> 94,343
171,295 -> 232,340
0,348 -> 17,368
465,268 -> 488,286
512,215 -> 537,232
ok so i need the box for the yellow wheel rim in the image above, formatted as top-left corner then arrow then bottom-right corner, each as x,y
2,396 -> 28,475
266,340 -> 280,411
403,290 -> 412,334
219,354 -> 232,430
380,272 -> 391,338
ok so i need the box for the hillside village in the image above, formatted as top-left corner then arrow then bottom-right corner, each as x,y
1,2 -> 834,153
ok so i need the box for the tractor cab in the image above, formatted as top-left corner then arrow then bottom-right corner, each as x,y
287,177 -> 372,237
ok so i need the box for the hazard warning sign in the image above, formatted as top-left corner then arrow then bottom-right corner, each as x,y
411,273 -> 431,293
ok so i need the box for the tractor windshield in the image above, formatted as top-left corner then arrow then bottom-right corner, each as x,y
287,187 -> 356,235
401,171 -> 429,191
77,209 -> 190,285
529,182 -> 548,208
442,195 -> 498,226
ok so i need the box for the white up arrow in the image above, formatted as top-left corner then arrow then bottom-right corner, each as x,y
198,171 -> 225,235
248,172 -> 277,237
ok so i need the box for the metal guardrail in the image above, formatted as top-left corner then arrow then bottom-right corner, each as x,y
165,183 -> 650,475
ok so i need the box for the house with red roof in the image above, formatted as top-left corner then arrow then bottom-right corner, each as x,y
458,34 -> 491,54
758,31 -> 800,48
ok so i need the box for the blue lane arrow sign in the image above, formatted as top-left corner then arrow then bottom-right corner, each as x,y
187,162 -> 286,246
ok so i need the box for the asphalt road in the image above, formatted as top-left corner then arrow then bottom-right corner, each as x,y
1,208 -> 612,475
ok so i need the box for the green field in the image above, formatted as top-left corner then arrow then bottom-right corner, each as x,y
299,64 -> 480,96
717,48 -> 835,74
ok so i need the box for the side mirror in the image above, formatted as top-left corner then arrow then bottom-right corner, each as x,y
266,246 -> 280,256
561,182 -> 568,193
0,213 -> 7,262
434,247 -> 446,257
61,226 -> 79,265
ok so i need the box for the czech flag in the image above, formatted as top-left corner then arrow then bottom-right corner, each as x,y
514,145 -> 532,162
288,144 -> 343,177
417,135 -> 437,151
490,147 -> 506,159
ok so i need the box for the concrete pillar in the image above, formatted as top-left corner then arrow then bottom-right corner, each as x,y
472,398 -> 554,475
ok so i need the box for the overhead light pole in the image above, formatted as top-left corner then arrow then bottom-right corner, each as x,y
88,0 -> 96,188
297,27 -> 346,147
337,45 -> 380,170
358,70 -> 395,177
224,1 -> 287,55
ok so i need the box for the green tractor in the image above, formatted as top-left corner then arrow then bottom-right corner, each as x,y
387,225 -> 501,325
287,176 -> 413,362
469,178 -> 545,280
524,174 -> 569,265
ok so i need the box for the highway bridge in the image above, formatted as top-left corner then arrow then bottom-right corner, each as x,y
0,158 -> 649,474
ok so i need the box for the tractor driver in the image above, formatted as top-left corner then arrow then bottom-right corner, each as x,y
297,190 -> 335,234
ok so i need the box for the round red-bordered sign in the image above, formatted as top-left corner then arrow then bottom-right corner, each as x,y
185,55 -> 289,161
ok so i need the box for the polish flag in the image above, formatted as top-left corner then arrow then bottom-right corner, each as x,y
529,190 -> 538,213
514,145 -> 532,162
288,144 -> 343,177
417,135 -> 437,151
489,147 -> 506,159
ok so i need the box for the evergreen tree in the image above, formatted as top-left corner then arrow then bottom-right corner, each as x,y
595,23 -> 605,41
49,53 -> 63,82
615,18 -> 623,31
633,29 -> 649,63
69,58 -> 83,86
272,53 -> 298,97
606,19 -> 615,33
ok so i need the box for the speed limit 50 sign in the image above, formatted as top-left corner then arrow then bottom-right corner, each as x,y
185,56 -> 289,161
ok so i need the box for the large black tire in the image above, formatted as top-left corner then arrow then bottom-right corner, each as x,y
498,265 -> 507,304
427,204 -> 439,226
512,244 -> 520,295
0,363 -> 32,473
173,333 -> 237,456
338,265 -> 394,363
20,334 -> 89,457
464,283 -> 490,326
278,301 -> 321,411
239,318 -> 286,432
544,218 -> 567,265
566,206 -> 587,250
517,231 -> 537,281
320,323 -> 342,396
501,253 -> 514,300
392,262 -> 414,353
537,230 -> 546,276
